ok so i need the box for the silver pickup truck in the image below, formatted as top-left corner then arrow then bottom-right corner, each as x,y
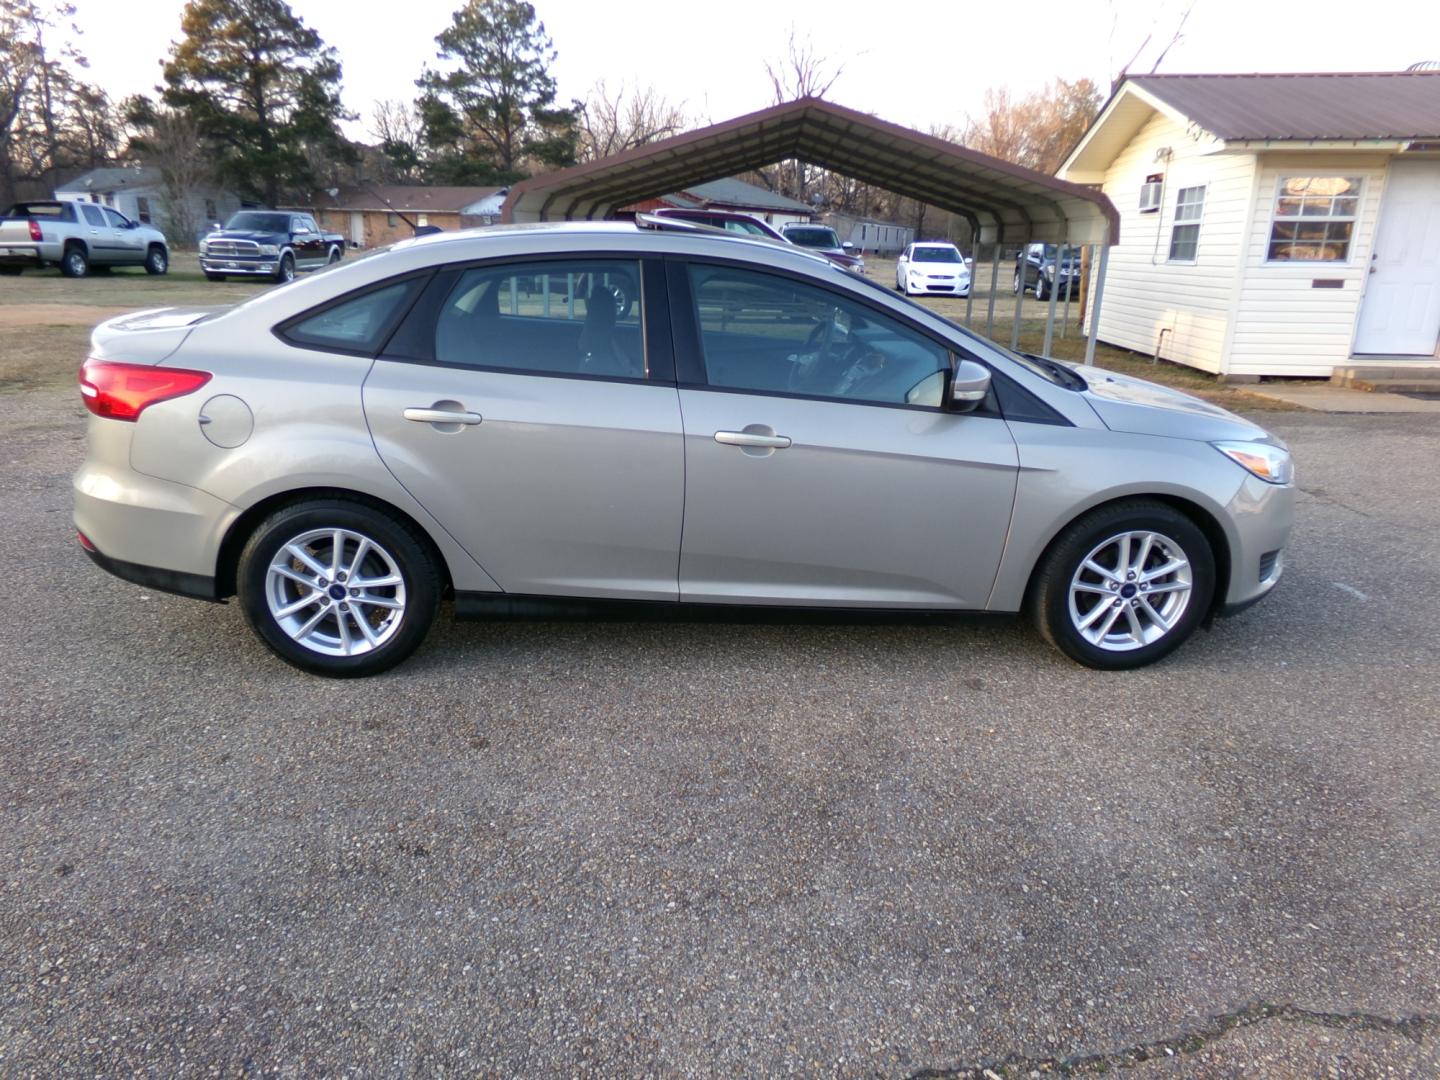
0,200 -> 171,278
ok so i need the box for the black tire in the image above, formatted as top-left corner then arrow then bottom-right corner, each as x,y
145,245 -> 168,275
274,252 -> 295,283
60,244 -> 89,278
0,266 -> 19,276
204,272 -> 227,282
326,246 -> 342,264
1012,270 -> 1022,295
1035,274 -> 1049,302
237,499 -> 441,678
1027,499 -> 1215,670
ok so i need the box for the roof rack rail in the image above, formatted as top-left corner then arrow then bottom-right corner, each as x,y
633,212 -> 726,234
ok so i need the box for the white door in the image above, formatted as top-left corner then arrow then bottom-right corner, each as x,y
349,211 -> 364,248
1355,161 -> 1440,355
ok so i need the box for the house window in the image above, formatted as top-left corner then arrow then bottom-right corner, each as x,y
1267,176 -> 1362,262
1167,185 -> 1206,262
387,212 -> 398,227
204,198 -> 218,224
136,197 -> 151,224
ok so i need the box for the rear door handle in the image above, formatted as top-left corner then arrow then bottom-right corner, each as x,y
404,407 -> 482,425
714,430 -> 791,449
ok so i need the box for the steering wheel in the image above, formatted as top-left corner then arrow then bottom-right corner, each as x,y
788,317 -> 838,392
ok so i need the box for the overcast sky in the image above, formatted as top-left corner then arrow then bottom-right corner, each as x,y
67,0 -> 1440,141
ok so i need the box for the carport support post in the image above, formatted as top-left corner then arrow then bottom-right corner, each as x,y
1084,245 -> 1110,367
1042,244 -> 1063,357
1061,254 -> 1073,339
1010,254 -> 1026,351
984,243 -> 1000,339
964,265 -> 975,328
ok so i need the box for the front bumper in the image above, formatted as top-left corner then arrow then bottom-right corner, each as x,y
199,256 -> 276,276
1218,473 -> 1295,613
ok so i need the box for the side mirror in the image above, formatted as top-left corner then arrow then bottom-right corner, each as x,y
842,240 -> 855,251
949,359 -> 991,413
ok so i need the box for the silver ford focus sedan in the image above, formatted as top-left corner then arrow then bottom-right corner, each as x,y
74,220 -> 1294,677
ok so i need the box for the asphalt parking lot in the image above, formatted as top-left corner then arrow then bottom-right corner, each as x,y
3,315 -> 1440,1075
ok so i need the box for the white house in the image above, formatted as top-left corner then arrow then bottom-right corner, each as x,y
55,167 -> 246,246
1061,71 -> 1440,379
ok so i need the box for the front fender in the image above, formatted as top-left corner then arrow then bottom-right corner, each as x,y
986,425 -> 1247,612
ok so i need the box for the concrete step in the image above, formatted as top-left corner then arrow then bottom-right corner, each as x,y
1332,363 -> 1440,389
1346,377 -> 1440,394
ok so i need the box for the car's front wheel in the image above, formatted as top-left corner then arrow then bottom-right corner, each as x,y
237,500 -> 441,677
1029,500 -> 1215,670
274,252 -> 295,283
1035,273 -> 1049,302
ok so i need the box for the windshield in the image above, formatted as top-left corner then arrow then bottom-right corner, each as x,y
785,226 -> 841,249
1041,244 -> 1080,261
223,212 -> 290,232
913,246 -> 961,263
843,268 -> 1085,390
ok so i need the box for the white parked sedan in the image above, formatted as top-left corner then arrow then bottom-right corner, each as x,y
896,242 -> 971,297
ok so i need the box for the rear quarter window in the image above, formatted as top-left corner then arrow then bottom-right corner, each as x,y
277,275 -> 430,355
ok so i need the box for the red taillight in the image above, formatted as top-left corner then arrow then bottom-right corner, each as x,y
28,218 -> 42,242
76,530 -> 96,552
79,358 -> 211,422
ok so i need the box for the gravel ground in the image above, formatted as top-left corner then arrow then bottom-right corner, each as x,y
2,362 -> 1439,1076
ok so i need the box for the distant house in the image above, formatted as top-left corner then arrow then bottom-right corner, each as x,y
826,212 -> 914,256
1060,71 -> 1440,378
624,177 -> 815,230
54,167 -> 247,245
285,185 -> 507,248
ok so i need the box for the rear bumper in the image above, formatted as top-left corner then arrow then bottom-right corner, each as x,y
73,450 -> 238,592
0,244 -> 47,267
81,544 -> 220,602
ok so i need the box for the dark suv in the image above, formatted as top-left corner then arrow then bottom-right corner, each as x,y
1014,242 -> 1080,301
780,223 -> 864,273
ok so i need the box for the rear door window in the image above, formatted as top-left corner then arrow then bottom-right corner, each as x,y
428,260 -> 646,380
80,204 -> 106,227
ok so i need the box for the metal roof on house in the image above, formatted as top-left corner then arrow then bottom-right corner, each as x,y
504,97 -> 1119,244
55,167 -> 161,192
680,177 -> 812,212
1128,71 -> 1440,141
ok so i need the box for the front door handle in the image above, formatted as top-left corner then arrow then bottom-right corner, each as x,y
404,407 -> 482,425
714,430 -> 791,449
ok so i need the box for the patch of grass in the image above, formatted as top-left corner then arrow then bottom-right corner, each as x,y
0,265 -> 268,307
0,324 -> 91,394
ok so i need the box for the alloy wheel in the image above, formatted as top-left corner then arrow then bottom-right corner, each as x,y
1066,529 -> 1193,652
264,527 -> 406,657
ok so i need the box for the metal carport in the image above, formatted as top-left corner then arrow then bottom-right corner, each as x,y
501,97 -> 1120,362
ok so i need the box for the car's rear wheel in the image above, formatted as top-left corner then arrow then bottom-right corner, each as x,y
327,247 -> 342,264
237,500 -> 441,677
1029,500 -> 1215,670
145,245 -> 168,275
61,244 -> 89,278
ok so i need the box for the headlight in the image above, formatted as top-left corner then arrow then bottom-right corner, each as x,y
198,240 -> 208,253
260,244 -> 280,256
1213,440 -> 1293,485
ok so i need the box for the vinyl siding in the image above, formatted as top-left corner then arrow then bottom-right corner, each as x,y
1077,111 -> 1256,374
1228,152 -> 1392,376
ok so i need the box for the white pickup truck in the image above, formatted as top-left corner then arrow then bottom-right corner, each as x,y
0,200 -> 171,278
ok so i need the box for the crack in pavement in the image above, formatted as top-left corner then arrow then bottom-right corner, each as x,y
908,1002 -> 1438,1078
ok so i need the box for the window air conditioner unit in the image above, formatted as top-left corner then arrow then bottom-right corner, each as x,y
1139,175 -> 1163,213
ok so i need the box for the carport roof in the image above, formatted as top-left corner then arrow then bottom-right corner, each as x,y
502,98 -> 1119,244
